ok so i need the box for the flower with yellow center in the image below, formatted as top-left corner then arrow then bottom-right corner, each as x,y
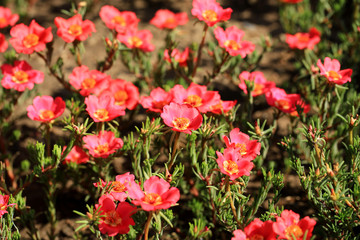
114,90 -> 128,106
184,95 -> 202,108
112,15 -> 126,26
68,24 -> 83,36
275,99 -> 291,110
224,39 -> 240,50
295,33 -> 310,43
172,117 -> 190,131
39,109 -> 55,121
94,143 -> 110,155
104,210 -> 122,227
223,159 -> 239,175
23,34 -> 39,48
81,78 -> 96,89
11,70 -> 29,84
128,36 -> 143,48
285,224 -> 303,239
235,143 -> 247,156
143,193 -> 162,206
326,70 -> 341,82
0,18 -> 7,26
111,181 -> 127,193
93,109 -> 110,121
202,9 -> 218,22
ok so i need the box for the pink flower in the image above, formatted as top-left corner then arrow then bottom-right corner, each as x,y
265,87 -> 310,116
140,87 -> 174,113
231,229 -> 246,240
99,79 -> 139,110
0,33 -> 8,52
209,100 -> 237,115
317,57 -> 352,85
238,71 -> 276,96
243,218 -> 276,240
99,5 -> 139,34
161,102 -> 203,134
117,29 -> 155,52
69,65 -> 110,96
9,20 -> 53,54
0,193 -> 14,218
171,83 -> 221,113
214,26 -> 255,57
164,47 -> 190,67
285,27 -> 320,50
1,60 -> 44,92
0,7 -> 19,28
150,9 -> 188,29
132,176 -> 180,211
54,14 -> 96,43
96,195 -> 136,236
223,128 -> 261,161
216,148 -> 254,180
83,131 -> 123,159
62,145 -> 89,164
85,95 -> 125,122
281,0 -> 303,3
191,0 -> 232,27
273,210 -> 316,240
27,96 -> 66,122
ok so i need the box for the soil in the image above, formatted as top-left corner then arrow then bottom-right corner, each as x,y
1,0 -> 314,239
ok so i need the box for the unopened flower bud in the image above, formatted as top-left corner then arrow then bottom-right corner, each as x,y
105,37 -> 112,47
311,64 -> 319,74
315,168 -> 320,176
78,1 -> 87,8
350,114 -> 359,127
326,164 -> 334,177
255,121 -> 262,136
330,188 -> 337,201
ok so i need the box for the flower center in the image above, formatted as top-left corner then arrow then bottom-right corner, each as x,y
104,210 -> 122,227
172,117 -> 190,131
295,33 -> 310,43
152,100 -> 168,110
285,225 -> 303,239
0,17 -> 7,25
223,160 -> 239,175
94,109 -> 110,121
202,9 -> 218,22
94,143 -> 109,154
81,78 -> 96,89
0,203 -> 7,211
327,70 -> 341,81
184,95 -> 202,108
224,40 -> 240,50
249,234 -> 265,240
39,109 -> 55,121
114,90 -> 128,105
235,143 -> 247,156
253,83 -> 264,95
12,70 -> 29,84
143,193 -> 162,205
210,102 -> 223,112
164,17 -> 176,26
111,181 -> 127,193
68,24 -> 83,36
112,15 -> 126,26
128,36 -> 143,48
23,34 -> 39,48
275,99 -> 291,110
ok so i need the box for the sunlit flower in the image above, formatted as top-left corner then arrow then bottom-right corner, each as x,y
191,0 -> 232,27
216,147 -> 254,180
0,7 -> 19,28
55,14 -> 96,43
164,47 -> 190,67
9,20 -> 53,54
214,26 -> 255,57
62,145 -> 89,164
273,210 -> 316,240
99,5 -> 139,34
140,87 -> 174,113
280,0 -> 303,3
1,60 -> 44,92
96,194 -> 136,236
161,102 -> 203,134
0,33 -> 8,52
0,193 -> 14,218
117,29 -> 155,52
243,218 -> 276,240
285,27 -> 320,50
85,95 -> 126,122
209,100 -> 237,115
238,71 -> 276,96
83,131 -> 123,158
150,9 -> 188,29
132,176 -> 180,211
27,96 -> 65,122
317,57 -> 352,85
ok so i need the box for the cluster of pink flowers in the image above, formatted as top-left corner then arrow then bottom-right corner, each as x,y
94,173 -> 180,236
232,210 -> 316,240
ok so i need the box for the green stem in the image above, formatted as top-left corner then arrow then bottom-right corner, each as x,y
225,176 -> 241,228
45,123 -> 51,157
192,24 -> 209,78
168,131 -> 181,171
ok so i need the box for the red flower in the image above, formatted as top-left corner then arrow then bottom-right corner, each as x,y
216,148 -> 254,180
27,96 -> 65,122
164,47 -> 190,67
150,9 -> 188,29
223,128 -> 261,161
171,83 -> 221,113
161,102 -> 203,134
317,57 -> 352,85
83,131 -> 123,159
69,65 -> 110,96
54,14 -> 96,43
209,100 -> 237,115
214,26 -> 255,57
273,210 -> 316,240
9,20 -> 53,54
0,7 -> 19,28
99,5 -> 139,34
62,145 -> 89,164
0,193 -> 15,218
85,95 -> 125,122
99,79 -> 139,110
1,60 -> 44,92
238,71 -> 276,96
132,176 -> 180,211
96,195 -> 136,236
280,0 -> 303,3
191,0 -> 232,27
244,218 -> 276,240
285,27 -> 320,50
117,29 -> 155,52
0,33 -> 8,52
265,87 -> 310,116
140,87 -> 174,113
